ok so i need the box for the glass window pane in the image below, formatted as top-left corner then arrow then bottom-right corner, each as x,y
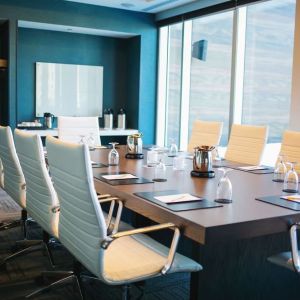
165,23 -> 183,146
189,11 -> 234,146
242,0 -> 296,143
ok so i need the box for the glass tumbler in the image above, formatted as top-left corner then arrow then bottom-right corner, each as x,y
108,142 -> 119,166
153,159 -> 167,182
215,168 -> 233,204
169,139 -> 178,157
147,149 -> 159,167
273,155 -> 287,182
283,162 -> 299,193
173,155 -> 185,171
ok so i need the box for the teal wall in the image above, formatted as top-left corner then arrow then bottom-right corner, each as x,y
0,0 -> 157,143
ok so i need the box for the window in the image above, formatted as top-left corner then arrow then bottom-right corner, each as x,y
189,12 -> 233,145
242,0 -> 296,142
157,0 -> 296,148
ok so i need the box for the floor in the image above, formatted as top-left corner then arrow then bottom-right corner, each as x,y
0,188 -> 191,300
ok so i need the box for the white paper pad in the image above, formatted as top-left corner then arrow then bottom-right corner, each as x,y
93,145 -> 107,149
154,193 -> 202,204
102,174 -> 138,180
280,194 -> 300,203
238,165 -> 268,171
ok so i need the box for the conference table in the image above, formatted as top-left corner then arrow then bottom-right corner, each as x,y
91,147 -> 300,299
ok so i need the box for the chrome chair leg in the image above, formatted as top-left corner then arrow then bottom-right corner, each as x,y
0,219 -> 22,231
26,273 -> 83,300
0,244 -> 41,268
122,284 -> 130,300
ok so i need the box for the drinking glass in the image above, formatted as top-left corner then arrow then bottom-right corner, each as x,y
153,159 -> 167,182
173,154 -> 185,171
79,134 -> 87,145
283,162 -> 298,193
87,132 -> 96,148
215,168 -> 232,203
108,142 -> 119,166
147,148 -> 159,167
273,154 -> 287,182
169,139 -> 178,157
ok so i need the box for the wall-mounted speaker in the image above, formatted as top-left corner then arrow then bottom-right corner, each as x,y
192,39 -> 208,61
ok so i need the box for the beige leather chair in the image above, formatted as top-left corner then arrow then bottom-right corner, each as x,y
277,130 -> 300,172
225,124 -> 268,165
188,120 -> 223,152
58,116 -> 101,146
39,136 -> 202,300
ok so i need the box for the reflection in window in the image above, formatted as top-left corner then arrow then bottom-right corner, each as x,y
189,12 -> 233,145
242,0 -> 296,142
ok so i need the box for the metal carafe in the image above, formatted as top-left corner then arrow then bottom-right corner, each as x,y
127,133 -> 143,154
193,145 -> 215,172
44,112 -> 53,129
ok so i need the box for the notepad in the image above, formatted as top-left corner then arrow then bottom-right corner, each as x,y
280,194 -> 300,203
154,193 -> 202,204
102,174 -> 138,180
238,166 -> 268,171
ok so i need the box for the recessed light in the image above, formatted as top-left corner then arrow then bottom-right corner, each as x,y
120,3 -> 135,8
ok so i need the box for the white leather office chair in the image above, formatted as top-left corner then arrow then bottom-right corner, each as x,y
43,136 -> 202,299
277,130 -> 300,173
58,116 -> 101,145
225,124 -> 268,165
268,223 -> 300,273
14,129 -> 60,239
188,120 -> 223,152
0,126 -> 27,233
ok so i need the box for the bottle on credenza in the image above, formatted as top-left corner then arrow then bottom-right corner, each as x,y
117,108 -> 126,130
104,108 -> 113,129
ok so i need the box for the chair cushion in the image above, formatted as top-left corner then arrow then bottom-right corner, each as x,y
103,233 -> 202,285
267,251 -> 296,272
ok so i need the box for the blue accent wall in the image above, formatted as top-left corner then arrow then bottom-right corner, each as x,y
0,0 -> 157,144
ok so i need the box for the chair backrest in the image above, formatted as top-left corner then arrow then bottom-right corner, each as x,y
225,124 -> 268,165
46,136 -> 106,277
14,129 -> 59,237
278,130 -> 300,172
188,120 -> 223,152
0,126 -> 26,208
58,116 -> 101,145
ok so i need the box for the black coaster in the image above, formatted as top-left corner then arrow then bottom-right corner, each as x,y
272,179 -> 284,182
191,170 -> 215,178
125,153 -> 144,159
282,189 -> 299,193
215,198 -> 232,204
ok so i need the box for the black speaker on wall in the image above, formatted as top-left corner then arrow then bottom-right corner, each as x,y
192,39 -> 208,61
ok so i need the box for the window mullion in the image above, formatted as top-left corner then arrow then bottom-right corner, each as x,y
179,20 -> 192,151
229,7 -> 247,132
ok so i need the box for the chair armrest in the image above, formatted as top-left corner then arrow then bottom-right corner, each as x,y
101,222 -> 181,275
290,223 -> 300,273
97,194 -> 123,234
51,205 -> 60,213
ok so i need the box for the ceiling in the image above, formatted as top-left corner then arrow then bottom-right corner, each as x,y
64,0 -> 197,13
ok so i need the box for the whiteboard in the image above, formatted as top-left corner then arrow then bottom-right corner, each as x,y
36,62 -> 103,117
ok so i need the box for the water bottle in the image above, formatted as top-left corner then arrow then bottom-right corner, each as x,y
104,108 -> 113,129
117,108 -> 126,129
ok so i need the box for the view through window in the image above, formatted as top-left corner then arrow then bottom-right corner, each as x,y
157,0 -> 296,148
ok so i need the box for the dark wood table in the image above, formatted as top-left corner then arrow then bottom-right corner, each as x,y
92,147 -> 300,299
